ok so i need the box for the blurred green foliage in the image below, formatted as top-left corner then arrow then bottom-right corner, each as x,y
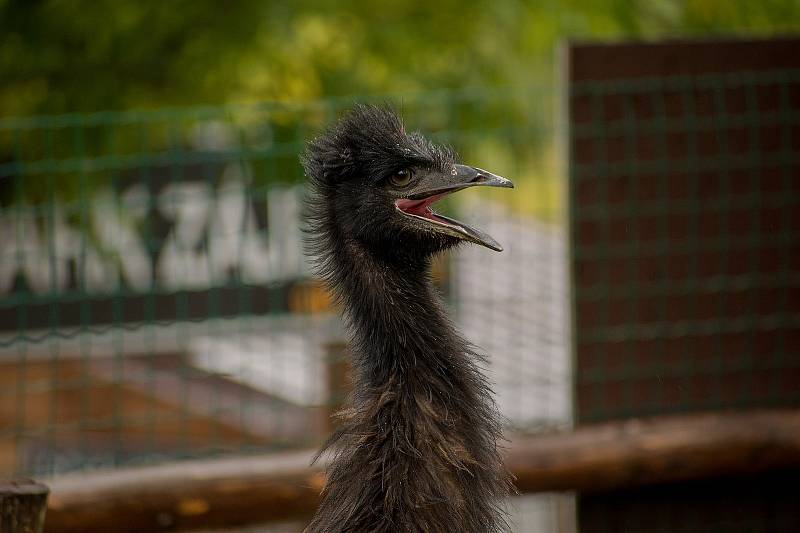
1,0 -> 798,116
0,0 -> 797,215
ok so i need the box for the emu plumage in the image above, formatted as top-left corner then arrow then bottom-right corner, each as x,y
302,105 -> 513,532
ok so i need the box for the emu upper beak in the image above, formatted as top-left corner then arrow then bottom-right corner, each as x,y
394,164 -> 514,251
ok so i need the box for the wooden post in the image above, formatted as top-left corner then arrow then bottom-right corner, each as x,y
0,480 -> 49,533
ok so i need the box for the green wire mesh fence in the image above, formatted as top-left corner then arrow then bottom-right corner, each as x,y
567,39 -> 800,533
1,38 -> 798,532
571,69 -> 800,423
0,86 -> 563,482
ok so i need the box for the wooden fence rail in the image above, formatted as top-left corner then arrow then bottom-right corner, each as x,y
43,409 -> 800,533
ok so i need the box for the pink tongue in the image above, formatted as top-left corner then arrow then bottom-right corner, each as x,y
396,198 -> 432,216
396,192 -> 448,217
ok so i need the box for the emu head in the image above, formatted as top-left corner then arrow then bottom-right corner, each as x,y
302,105 -> 513,262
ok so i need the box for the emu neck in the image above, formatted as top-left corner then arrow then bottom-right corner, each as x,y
334,241 -> 460,387
308,227 -> 507,533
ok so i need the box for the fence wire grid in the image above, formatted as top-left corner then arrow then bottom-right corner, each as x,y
0,85 -> 569,531
1,48 -> 799,532
567,39 -> 800,533
570,69 -> 800,424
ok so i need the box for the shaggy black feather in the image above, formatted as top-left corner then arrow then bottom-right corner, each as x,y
301,105 -> 512,533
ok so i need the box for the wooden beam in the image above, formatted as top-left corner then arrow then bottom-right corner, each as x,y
507,409 -> 800,493
43,410 -> 800,533
46,452 -> 324,533
1,480 -> 49,533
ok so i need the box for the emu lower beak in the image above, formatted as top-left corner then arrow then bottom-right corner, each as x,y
395,164 -> 514,252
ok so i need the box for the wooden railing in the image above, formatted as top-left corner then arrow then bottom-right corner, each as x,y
40,409 -> 800,533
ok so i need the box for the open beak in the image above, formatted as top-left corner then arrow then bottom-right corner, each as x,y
394,164 -> 514,251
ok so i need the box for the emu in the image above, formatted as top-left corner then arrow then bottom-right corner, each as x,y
302,105 -> 513,532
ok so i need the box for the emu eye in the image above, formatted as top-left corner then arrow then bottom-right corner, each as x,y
390,169 -> 413,188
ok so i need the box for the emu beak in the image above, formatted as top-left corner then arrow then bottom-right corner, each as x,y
394,164 -> 514,252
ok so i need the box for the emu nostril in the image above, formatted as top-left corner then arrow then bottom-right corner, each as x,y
470,173 -> 485,183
